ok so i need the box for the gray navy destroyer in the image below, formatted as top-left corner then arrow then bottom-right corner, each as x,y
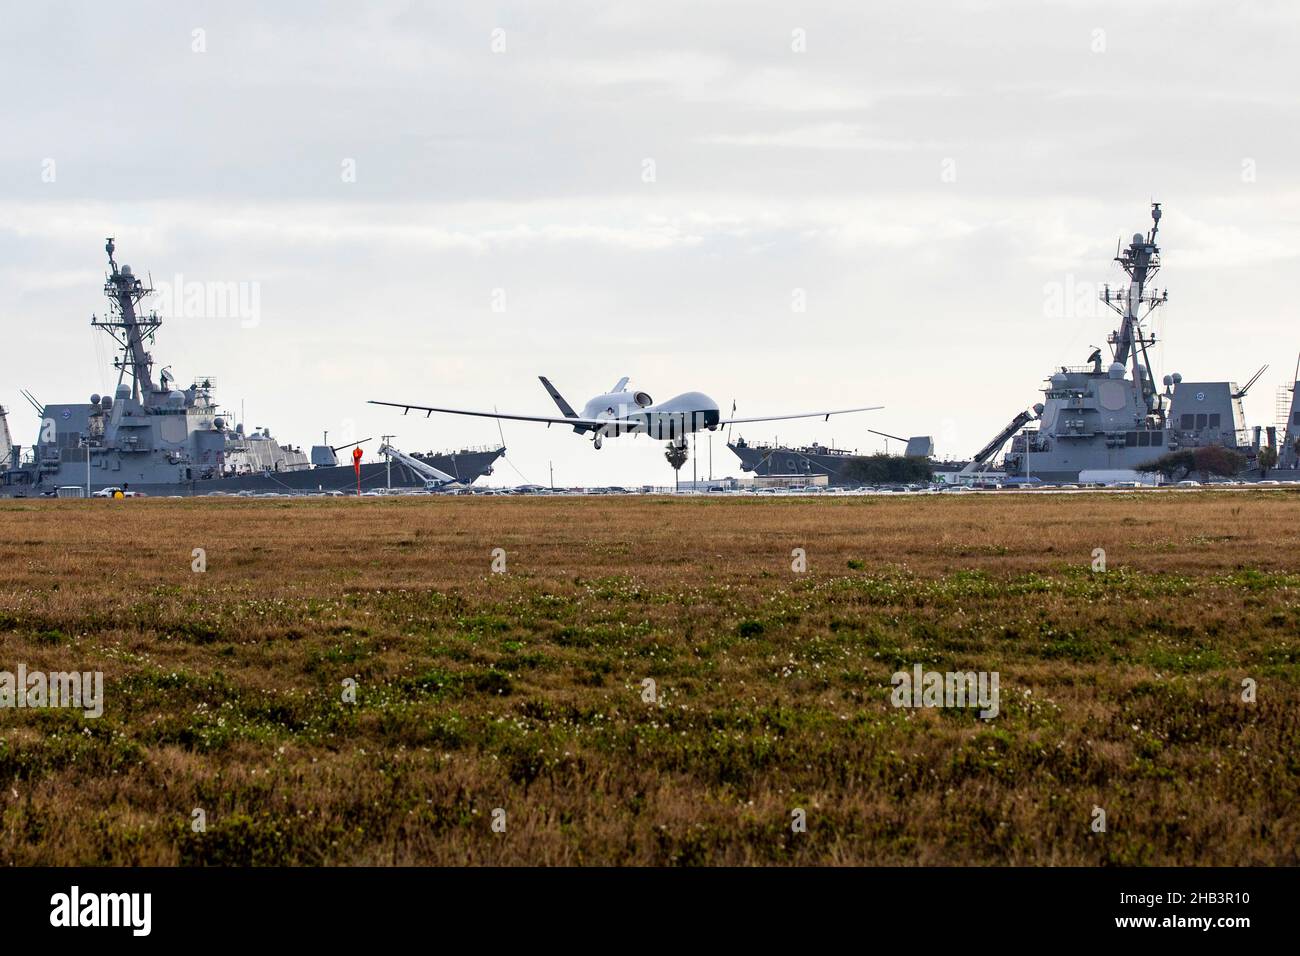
993,203 -> 1275,482
1,240 -> 504,497
733,204 -> 1288,485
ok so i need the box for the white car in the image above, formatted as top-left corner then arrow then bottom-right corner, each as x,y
1176,479 -> 1201,487
91,486 -> 144,498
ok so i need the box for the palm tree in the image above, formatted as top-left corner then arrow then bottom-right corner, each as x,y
1259,445 -> 1278,477
664,440 -> 689,490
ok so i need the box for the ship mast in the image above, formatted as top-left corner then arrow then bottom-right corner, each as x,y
1100,203 -> 1169,421
90,237 -> 161,404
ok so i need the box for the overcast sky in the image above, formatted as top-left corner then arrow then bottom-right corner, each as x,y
2,1 -> 1298,485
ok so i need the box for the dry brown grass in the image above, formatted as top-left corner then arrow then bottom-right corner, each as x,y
1,491 -> 1298,865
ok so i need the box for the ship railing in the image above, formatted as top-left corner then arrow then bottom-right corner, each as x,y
731,441 -> 855,455
417,445 -> 505,456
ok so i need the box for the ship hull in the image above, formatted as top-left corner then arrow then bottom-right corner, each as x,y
729,441 -> 967,486
3,449 -> 503,497
729,443 -> 854,484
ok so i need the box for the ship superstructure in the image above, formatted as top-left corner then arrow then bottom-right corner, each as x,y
1,240 -> 504,496
1276,356 -> 1300,471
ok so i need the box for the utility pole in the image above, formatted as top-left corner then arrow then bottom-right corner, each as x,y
381,434 -> 395,489
549,460 -> 554,490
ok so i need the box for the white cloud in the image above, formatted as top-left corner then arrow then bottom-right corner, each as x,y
2,2 -> 1299,484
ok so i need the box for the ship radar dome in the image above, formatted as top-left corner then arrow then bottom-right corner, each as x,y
101,395 -> 113,410
1132,233 -> 1144,245
1033,403 -> 1045,415
1050,372 -> 1068,389
1172,372 -> 1183,384
90,394 -> 101,406
1162,374 -> 1173,387
213,417 -> 225,430
121,264 -> 133,277
115,384 -> 131,400
1108,362 -> 1126,379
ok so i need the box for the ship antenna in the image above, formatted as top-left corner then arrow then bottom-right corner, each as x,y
493,407 -> 507,450
1233,364 -> 1269,400
20,388 -> 44,416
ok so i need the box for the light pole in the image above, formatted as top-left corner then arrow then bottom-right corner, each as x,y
80,439 -> 91,496
381,434 -> 394,489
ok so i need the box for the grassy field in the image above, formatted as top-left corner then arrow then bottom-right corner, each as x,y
1,491 -> 1297,865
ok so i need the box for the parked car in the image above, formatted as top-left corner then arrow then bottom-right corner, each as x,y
91,486 -> 144,498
